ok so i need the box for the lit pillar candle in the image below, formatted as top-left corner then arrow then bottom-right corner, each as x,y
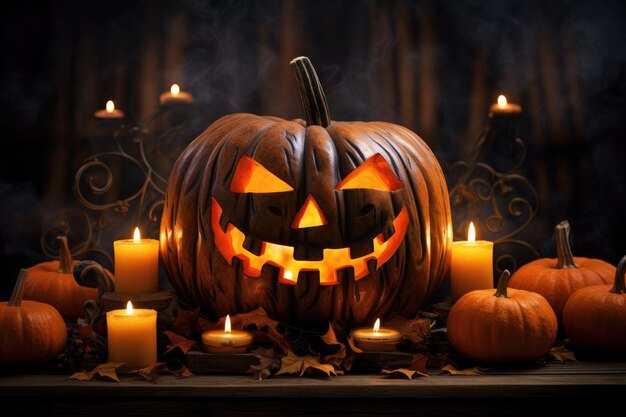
113,227 -> 159,293
94,100 -> 125,119
159,84 -> 193,105
201,315 -> 254,354
450,222 -> 494,302
349,318 -> 402,351
489,94 -> 522,116
106,301 -> 156,369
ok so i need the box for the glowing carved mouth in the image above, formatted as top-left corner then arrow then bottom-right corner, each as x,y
211,198 -> 409,285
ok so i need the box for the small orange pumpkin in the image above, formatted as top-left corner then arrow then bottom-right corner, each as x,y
447,270 -> 557,363
563,255 -> 626,352
508,221 -> 615,323
24,236 -> 111,321
0,269 -> 67,365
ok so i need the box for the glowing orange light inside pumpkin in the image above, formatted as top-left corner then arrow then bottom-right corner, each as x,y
225,314 -> 231,333
211,198 -> 409,285
230,155 -> 294,193
497,95 -> 507,107
468,222 -> 476,244
292,194 -> 327,229
126,300 -> 134,315
336,153 -> 403,192
133,227 -> 141,242
373,318 -> 381,333
171,84 -> 180,96
106,100 -> 115,113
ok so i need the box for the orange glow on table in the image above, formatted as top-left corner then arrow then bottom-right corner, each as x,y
450,222 -> 494,302
106,301 -> 156,369
201,315 -> 254,354
113,227 -> 159,293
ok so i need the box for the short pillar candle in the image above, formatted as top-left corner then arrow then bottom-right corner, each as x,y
450,222 -> 494,302
106,301 -> 157,369
114,227 -> 159,293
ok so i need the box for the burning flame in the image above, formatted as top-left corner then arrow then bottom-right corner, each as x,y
133,227 -> 141,242
170,84 -> 180,96
126,301 -> 134,315
283,270 -> 293,281
373,318 -> 381,333
225,314 -> 231,334
468,222 -> 476,243
497,95 -> 507,107
106,100 -> 115,113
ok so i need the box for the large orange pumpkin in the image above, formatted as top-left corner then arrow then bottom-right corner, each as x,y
160,57 -> 452,326
447,270 -> 557,363
508,221 -> 615,323
563,255 -> 626,352
0,269 -> 67,365
24,236 -> 111,322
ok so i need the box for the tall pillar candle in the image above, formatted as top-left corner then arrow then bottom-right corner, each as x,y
450,222 -> 494,302
106,301 -> 156,369
114,227 -> 159,293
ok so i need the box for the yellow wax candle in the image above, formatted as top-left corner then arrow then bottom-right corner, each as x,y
159,84 -> 193,105
94,100 -> 125,119
106,301 -> 156,369
201,315 -> 254,354
114,227 -> 159,293
349,318 -> 402,351
450,222 -> 494,302
489,94 -> 522,115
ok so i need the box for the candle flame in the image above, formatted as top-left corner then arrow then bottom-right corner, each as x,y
170,84 -> 180,96
133,227 -> 141,242
373,318 -> 380,333
106,100 -> 115,113
225,314 -> 231,334
497,95 -> 507,107
126,300 -> 134,315
468,222 -> 476,243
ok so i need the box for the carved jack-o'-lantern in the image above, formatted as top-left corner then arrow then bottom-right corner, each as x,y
160,57 -> 451,326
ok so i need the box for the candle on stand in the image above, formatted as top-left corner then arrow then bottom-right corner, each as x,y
450,222 -> 494,302
106,301 -> 156,369
159,84 -> 193,105
349,318 -> 402,351
94,100 -> 125,119
113,227 -> 159,293
489,94 -> 522,116
201,315 -> 253,354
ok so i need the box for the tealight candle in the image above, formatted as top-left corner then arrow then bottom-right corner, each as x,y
94,100 -> 125,119
113,227 -> 159,293
349,318 -> 402,351
106,301 -> 156,369
489,94 -> 522,115
450,222 -> 494,302
159,84 -> 193,105
201,315 -> 253,354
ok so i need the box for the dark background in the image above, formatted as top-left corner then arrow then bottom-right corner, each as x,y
1,0 -> 625,298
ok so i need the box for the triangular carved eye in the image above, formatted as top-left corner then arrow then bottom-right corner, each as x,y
230,155 -> 294,193
336,153 -> 403,192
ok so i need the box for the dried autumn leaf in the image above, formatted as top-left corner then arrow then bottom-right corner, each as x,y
136,362 -> 168,383
301,355 -> 337,377
382,368 -> 427,380
320,323 -> 340,346
549,345 -> 577,362
347,336 -> 364,354
175,365 -> 195,379
276,351 -> 338,377
174,308 -> 215,337
320,323 -> 347,361
163,330 -> 198,355
70,362 -> 125,382
441,364 -> 484,376
410,353 -> 429,375
249,346 -> 284,380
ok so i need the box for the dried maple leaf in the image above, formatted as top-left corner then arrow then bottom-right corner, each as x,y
276,351 -> 338,377
70,362 -> 125,382
549,345 -> 577,362
163,330 -> 198,355
320,323 -> 340,346
410,353 -> 429,375
441,364 -> 485,376
347,336 -> 364,354
174,308 -> 215,337
249,346 -> 284,380
382,368 -> 427,379
383,316 -> 432,345
301,355 -> 338,377
320,323 -> 347,361
136,362 -> 168,383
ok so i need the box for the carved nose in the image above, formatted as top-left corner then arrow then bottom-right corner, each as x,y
292,194 -> 327,229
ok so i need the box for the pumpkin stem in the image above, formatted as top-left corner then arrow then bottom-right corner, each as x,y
610,255 -> 626,294
555,221 -> 579,269
57,236 -> 74,274
290,56 -> 331,128
493,270 -> 512,298
8,269 -> 29,307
